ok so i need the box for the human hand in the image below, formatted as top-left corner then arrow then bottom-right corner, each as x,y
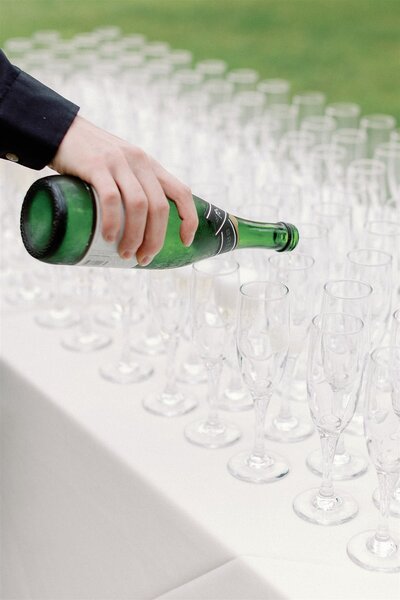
50,115 -> 198,266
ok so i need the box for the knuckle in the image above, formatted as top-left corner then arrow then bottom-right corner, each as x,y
102,189 -> 120,208
121,227 -> 142,249
157,200 -> 170,217
129,146 -> 148,165
132,193 -> 148,212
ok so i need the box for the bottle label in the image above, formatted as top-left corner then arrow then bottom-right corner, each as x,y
205,203 -> 238,254
76,189 -> 138,268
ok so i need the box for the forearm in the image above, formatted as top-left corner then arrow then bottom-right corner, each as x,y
0,49 -> 79,170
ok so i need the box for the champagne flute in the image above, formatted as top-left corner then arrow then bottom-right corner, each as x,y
325,102 -> 361,129
347,347 -> 400,572
35,265 -> 80,328
265,253 -> 316,442
346,249 -> 393,348
184,257 -> 241,448
306,279 -> 372,479
360,114 -> 396,158
227,281 -> 290,482
62,268 -> 111,353
99,269 -> 153,383
143,270 -> 197,416
293,313 -> 365,525
372,308 -> 400,517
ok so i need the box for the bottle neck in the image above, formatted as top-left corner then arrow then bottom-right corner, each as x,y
236,218 -> 295,252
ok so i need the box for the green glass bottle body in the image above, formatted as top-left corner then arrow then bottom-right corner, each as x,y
20,175 -> 299,269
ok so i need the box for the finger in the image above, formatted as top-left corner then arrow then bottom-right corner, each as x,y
112,164 -> 148,259
133,167 -> 170,266
151,161 -> 198,246
89,171 -> 122,242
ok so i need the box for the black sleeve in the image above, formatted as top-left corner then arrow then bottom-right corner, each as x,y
0,49 -> 80,170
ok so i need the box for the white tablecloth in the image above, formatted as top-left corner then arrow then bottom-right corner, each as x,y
1,309 -> 399,599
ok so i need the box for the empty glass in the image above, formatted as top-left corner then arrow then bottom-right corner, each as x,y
374,141 -> 400,202
346,249 -> 393,347
257,78 -> 290,106
277,130 -> 316,185
372,308 -> 400,517
360,114 -> 396,158
347,158 -> 387,224
143,270 -> 197,416
195,58 -> 227,80
62,269 -> 111,353
347,347 -> 400,572
332,128 -> 367,173
227,281 -> 290,482
293,313 -> 365,525
265,253 -> 316,442
227,68 -> 259,93
292,91 -> 326,124
325,102 -> 361,129
306,279 -> 372,480
99,270 -> 152,383
35,266 -> 79,328
312,201 -> 352,278
301,115 -> 337,145
184,257 -> 241,448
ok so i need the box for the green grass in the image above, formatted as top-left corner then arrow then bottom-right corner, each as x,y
1,0 -> 399,121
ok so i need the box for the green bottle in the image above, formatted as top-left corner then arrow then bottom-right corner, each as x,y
20,175 -> 299,269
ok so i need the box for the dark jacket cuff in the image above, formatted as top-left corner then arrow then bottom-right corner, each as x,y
0,64 -> 79,170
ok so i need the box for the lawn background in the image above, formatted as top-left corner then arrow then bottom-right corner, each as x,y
1,0 -> 399,122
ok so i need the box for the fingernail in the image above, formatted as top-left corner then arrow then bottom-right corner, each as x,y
104,233 -> 115,242
122,250 -> 133,259
139,255 -> 153,267
184,233 -> 195,247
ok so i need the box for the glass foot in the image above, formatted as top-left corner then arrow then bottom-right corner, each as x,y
265,414 -> 314,443
306,448 -> 368,480
35,306 -> 80,329
372,486 -> 400,518
62,331 -> 111,353
99,360 -> 153,384
143,392 -> 197,417
293,487 -> 358,525
347,530 -> 400,572
184,418 -> 241,449
227,449 -> 289,483
131,331 -> 166,356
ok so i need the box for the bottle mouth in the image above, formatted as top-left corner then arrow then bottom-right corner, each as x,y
277,222 -> 299,252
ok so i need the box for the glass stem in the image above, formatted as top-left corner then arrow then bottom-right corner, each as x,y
251,395 -> 270,460
375,471 -> 398,542
319,433 -> 339,498
120,300 -> 132,365
335,435 -> 345,455
51,268 -> 66,312
164,333 -> 179,396
278,355 -> 296,421
79,271 -> 92,336
205,361 -> 223,427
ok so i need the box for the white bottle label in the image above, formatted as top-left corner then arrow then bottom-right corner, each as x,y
76,188 -> 138,268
